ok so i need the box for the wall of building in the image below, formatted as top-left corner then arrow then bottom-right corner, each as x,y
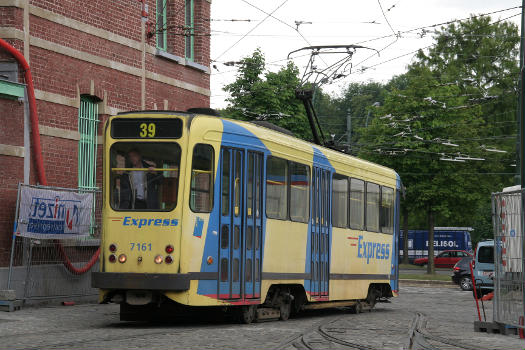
0,0 -> 211,265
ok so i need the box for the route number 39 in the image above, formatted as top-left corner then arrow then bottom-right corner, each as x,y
139,123 -> 156,138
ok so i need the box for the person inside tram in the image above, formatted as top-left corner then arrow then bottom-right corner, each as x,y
119,148 -> 162,210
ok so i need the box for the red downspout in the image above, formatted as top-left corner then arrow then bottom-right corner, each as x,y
0,38 -> 46,185
0,38 -> 100,275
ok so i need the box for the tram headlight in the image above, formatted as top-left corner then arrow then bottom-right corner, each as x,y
154,255 -> 163,264
109,254 -> 116,263
165,255 -> 173,264
118,254 -> 127,263
165,244 -> 174,254
109,244 -> 117,253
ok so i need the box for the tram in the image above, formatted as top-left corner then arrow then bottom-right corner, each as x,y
92,110 -> 401,322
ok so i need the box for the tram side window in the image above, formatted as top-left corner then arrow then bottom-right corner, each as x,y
332,174 -> 348,228
380,186 -> 394,234
109,142 -> 180,211
290,162 -> 310,223
266,157 -> 288,220
366,182 -> 380,232
349,178 -> 364,230
190,144 -> 214,213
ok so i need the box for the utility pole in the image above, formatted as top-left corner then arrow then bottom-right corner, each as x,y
519,0 -> 525,186
519,0 -> 525,336
366,101 -> 381,128
346,108 -> 351,154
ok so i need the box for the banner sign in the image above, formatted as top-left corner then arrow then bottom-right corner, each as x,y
17,186 -> 94,239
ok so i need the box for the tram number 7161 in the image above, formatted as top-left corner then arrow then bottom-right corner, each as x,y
130,242 -> 152,251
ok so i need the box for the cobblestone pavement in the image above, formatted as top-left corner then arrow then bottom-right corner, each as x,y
0,286 -> 523,350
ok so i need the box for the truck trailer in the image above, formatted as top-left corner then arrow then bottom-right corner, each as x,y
399,227 -> 473,263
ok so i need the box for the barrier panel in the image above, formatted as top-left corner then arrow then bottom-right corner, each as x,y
6,184 -> 101,303
492,189 -> 525,329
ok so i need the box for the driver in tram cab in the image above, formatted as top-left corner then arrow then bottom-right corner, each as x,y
119,148 -> 163,210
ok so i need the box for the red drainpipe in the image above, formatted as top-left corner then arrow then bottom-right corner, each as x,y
0,38 -> 100,274
0,38 -> 47,185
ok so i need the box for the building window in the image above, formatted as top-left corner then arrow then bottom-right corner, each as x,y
380,186 -> 394,234
185,0 -> 194,60
290,162 -> 310,223
349,178 -> 364,230
157,0 -> 168,51
366,182 -> 380,232
78,96 -> 99,191
332,174 -> 348,228
190,144 -> 214,212
266,156 -> 288,220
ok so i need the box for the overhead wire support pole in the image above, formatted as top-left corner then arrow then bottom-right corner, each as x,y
347,107 -> 352,154
518,0 -> 525,336
517,0 -> 525,189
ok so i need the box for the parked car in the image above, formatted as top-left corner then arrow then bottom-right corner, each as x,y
471,240 -> 494,297
451,256 -> 474,290
413,250 -> 472,268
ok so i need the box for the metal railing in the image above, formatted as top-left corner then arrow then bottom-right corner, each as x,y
5,184 -> 101,303
492,188 -> 525,329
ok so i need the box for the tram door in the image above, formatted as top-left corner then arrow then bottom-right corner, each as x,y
244,152 -> 263,298
310,167 -> 330,298
218,148 -> 263,300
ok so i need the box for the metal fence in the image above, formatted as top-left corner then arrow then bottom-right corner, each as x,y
492,188 -> 525,329
5,184 -> 102,303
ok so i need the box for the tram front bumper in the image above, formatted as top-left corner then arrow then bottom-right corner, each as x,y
92,272 -> 190,291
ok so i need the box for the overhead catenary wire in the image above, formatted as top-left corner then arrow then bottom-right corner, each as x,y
210,7 -> 520,77
212,5 -> 521,116
213,0 -> 289,62
212,21 -> 519,89
352,5 -> 522,47
353,11 -> 521,73
238,0 -> 330,69
377,0 -> 398,37
239,0 -> 313,47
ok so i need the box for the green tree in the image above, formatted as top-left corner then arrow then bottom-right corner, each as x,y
315,82 -> 385,150
360,16 -> 519,273
223,49 -> 312,140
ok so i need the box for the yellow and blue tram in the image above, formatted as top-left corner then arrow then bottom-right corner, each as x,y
92,110 -> 401,322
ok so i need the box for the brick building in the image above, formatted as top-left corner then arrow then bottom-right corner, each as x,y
0,0 -> 211,264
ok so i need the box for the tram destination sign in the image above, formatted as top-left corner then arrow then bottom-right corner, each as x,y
111,118 -> 183,139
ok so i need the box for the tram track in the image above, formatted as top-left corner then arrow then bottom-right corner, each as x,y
277,311 -> 381,350
280,310 -> 505,350
316,319 -> 379,350
407,313 -> 499,350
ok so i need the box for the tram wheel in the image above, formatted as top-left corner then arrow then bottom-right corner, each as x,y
349,302 -> 362,314
279,300 -> 292,321
238,305 -> 256,324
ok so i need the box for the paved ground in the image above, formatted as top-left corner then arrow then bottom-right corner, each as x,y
0,285 -> 523,350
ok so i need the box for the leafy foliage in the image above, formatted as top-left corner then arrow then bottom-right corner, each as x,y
220,17 -> 519,272
358,16 -> 519,271
223,49 -> 312,140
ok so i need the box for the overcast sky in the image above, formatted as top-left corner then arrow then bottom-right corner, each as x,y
209,1 -> 522,109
